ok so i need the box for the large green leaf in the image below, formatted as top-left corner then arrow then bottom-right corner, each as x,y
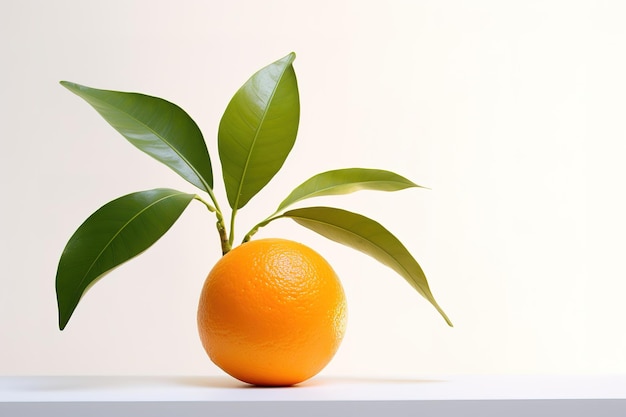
60,81 -> 214,193
280,206 -> 453,326
218,53 -> 300,209
276,168 -> 424,213
56,189 -> 195,330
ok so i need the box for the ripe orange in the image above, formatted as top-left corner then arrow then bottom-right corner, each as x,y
197,238 -> 347,386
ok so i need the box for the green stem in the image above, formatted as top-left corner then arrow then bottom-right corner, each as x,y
193,195 -> 216,212
217,218 -> 230,255
205,188 -> 223,217
195,194 -> 231,255
242,213 -> 280,243
242,226 -> 258,243
228,208 -> 238,248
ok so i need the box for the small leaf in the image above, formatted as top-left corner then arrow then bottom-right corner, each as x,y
218,52 -> 300,209
56,189 -> 195,330
276,168 -> 424,213
60,81 -> 214,193
280,206 -> 452,326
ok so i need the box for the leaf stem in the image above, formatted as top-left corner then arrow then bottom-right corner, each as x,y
228,208 -> 238,248
242,213 -> 280,243
194,194 -> 231,255
193,195 -> 216,212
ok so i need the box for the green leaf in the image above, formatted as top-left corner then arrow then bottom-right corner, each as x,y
218,52 -> 300,209
276,168 -> 425,213
280,206 -> 453,326
60,81 -> 214,193
56,189 -> 195,330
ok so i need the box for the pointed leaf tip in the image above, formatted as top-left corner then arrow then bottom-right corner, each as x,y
60,81 -> 214,193
218,53 -> 300,209
279,206 -> 453,326
275,168 -> 424,213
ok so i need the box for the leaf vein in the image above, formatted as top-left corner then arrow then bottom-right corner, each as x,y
71,191 -> 186,302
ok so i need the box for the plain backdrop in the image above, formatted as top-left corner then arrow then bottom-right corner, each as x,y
1,0 -> 625,378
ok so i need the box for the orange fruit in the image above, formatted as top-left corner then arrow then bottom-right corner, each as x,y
197,238 -> 347,386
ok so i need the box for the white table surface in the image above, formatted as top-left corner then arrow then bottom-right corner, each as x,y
1,374 -> 625,416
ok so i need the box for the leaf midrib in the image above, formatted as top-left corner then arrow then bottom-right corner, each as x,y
280,180 -> 418,210
233,64 -> 291,209
68,84 -> 211,193
70,192 -> 186,303
286,211 -> 430,296
288,209 -> 452,326
110,97 -> 210,193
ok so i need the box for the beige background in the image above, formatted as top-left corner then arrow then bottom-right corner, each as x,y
1,0 -> 625,378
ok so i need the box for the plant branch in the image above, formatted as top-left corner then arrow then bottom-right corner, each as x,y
194,194 -> 230,255
243,213 -> 281,243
